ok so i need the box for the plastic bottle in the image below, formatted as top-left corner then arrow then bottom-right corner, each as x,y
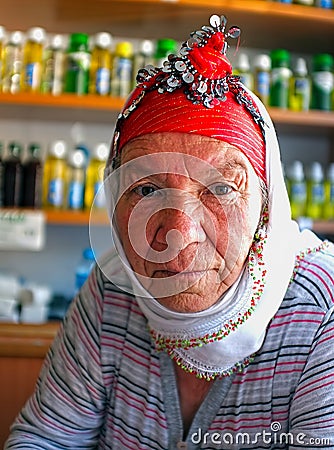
1,30 -> 24,94
110,41 -> 134,98
306,162 -> 325,219
253,54 -> 271,106
270,49 -> 292,109
67,149 -> 86,210
84,142 -> 108,210
233,53 -> 254,91
289,57 -> 310,112
64,33 -> 91,95
40,34 -> 67,95
3,141 -> 23,207
315,0 -> 333,7
21,142 -> 43,208
287,160 -> 307,220
324,163 -> 334,220
89,32 -> 113,96
311,53 -> 334,111
154,38 -> 177,67
75,247 -> 95,292
132,39 -> 154,87
43,140 -> 68,209
21,26 -> 46,92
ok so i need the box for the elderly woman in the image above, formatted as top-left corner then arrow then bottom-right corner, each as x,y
5,14 -> 334,450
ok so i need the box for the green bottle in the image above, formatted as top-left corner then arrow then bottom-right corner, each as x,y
311,53 -> 334,111
65,33 -> 91,95
154,38 -> 177,67
306,162 -> 325,220
270,49 -> 292,109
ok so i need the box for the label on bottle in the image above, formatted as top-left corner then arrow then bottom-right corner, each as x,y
290,182 -> 307,202
311,184 -> 325,204
48,178 -> 64,207
315,0 -> 332,7
255,71 -> 270,98
111,57 -> 132,97
25,62 -> 41,89
68,180 -> 84,209
94,181 -> 106,208
313,71 -> 334,93
96,68 -> 110,95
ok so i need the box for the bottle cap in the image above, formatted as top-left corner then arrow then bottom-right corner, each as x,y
235,53 -> 250,71
8,141 -> 23,157
294,57 -> 308,76
51,34 -> 67,50
139,39 -> 154,56
93,142 -> 109,161
308,161 -> 324,182
68,33 -> 89,52
9,31 -> 24,46
69,149 -> 86,168
253,54 -> 271,71
288,160 -> 304,182
94,32 -> 112,49
49,140 -> 67,158
27,27 -> 46,44
28,142 -> 41,156
270,49 -> 290,68
155,38 -> 177,59
312,53 -> 334,72
115,41 -> 133,58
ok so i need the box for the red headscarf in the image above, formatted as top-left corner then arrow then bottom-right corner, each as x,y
111,15 -> 266,183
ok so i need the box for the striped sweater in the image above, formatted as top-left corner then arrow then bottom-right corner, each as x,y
5,243 -> 334,449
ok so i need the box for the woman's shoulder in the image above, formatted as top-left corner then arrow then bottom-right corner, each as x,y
287,239 -> 334,311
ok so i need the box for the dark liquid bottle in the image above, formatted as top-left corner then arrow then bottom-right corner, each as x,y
3,141 -> 23,207
21,142 -> 43,208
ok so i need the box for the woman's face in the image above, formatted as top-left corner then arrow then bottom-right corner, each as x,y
114,132 -> 263,313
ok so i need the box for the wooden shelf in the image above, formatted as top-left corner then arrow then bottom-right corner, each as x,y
0,93 -> 334,134
45,209 -> 110,226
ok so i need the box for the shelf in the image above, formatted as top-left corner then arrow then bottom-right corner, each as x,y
0,0 -> 333,54
0,93 -> 333,134
45,209 -> 110,226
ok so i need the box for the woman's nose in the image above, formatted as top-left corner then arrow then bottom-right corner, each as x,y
154,201 -> 206,251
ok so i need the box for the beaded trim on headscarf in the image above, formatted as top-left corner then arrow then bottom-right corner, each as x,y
108,14 -> 266,170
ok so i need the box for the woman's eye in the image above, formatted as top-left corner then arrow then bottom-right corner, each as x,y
210,184 -> 233,196
134,185 -> 158,197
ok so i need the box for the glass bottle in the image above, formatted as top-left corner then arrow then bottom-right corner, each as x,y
21,26 -> 46,92
234,53 -> 254,91
287,160 -> 307,220
66,149 -> 86,210
1,30 -> 24,94
21,142 -> 43,208
270,49 -> 292,109
43,140 -> 68,209
132,39 -> 154,87
110,41 -> 134,98
311,53 -> 334,111
84,142 -> 108,210
40,34 -> 67,95
288,57 -> 310,112
64,33 -> 91,95
324,163 -> 334,220
253,54 -> 271,106
3,141 -> 23,207
89,32 -> 113,96
306,162 -> 325,219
